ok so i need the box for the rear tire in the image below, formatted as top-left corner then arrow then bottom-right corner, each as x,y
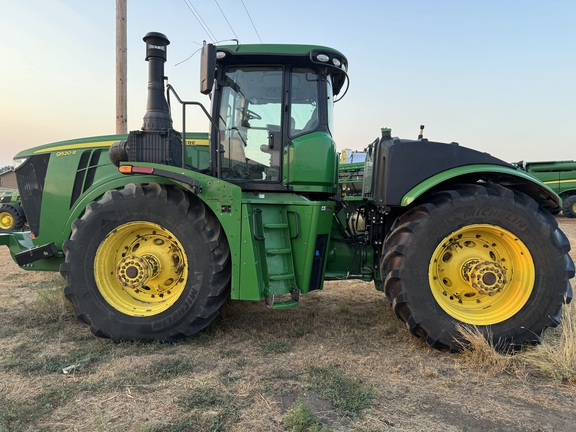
381,183 -> 574,351
0,204 -> 25,231
562,195 -> 576,218
60,183 -> 231,342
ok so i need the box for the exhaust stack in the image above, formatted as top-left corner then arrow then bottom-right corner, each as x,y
110,32 -> 182,167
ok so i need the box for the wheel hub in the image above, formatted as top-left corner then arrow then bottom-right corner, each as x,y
0,212 -> 13,229
116,253 -> 162,289
462,259 -> 507,296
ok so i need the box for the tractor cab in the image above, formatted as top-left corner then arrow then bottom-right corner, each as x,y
203,44 -> 348,195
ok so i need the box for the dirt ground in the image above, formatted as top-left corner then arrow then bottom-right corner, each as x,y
1,217 -> 576,431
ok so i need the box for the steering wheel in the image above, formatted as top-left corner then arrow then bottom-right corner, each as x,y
236,107 -> 262,121
246,109 -> 262,120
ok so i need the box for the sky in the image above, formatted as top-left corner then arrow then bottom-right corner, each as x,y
0,0 -> 574,168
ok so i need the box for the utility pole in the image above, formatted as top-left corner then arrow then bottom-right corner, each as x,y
116,0 -> 127,134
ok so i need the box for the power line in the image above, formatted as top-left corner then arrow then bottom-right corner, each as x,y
241,0 -> 263,43
183,0 -> 217,43
214,0 -> 238,40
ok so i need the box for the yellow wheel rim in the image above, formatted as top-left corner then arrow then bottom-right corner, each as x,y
572,202 -> 576,214
0,211 -> 14,230
428,224 -> 534,325
94,221 -> 188,316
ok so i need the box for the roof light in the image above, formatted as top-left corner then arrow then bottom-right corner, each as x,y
316,54 -> 329,62
332,58 -> 341,67
216,51 -> 226,59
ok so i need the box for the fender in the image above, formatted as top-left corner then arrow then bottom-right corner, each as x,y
115,161 -> 243,248
63,165 -> 242,266
401,164 -> 561,211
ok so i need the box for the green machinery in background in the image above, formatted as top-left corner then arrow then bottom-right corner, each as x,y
515,160 -> 576,218
0,188 -> 25,232
0,32 -> 573,352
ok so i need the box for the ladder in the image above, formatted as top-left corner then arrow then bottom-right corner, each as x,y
252,207 -> 299,309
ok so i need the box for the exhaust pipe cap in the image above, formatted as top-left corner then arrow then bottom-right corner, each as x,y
143,32 -> 170,61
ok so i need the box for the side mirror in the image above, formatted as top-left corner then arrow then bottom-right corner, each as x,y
200,43 -> 216,95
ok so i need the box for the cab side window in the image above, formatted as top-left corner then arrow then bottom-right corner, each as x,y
289,69 -> 320,137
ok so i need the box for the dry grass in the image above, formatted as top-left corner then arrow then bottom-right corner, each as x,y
519,302 -> 576,382
454,324 -> 516,376
1,217 -> 576,431
453,308 -> 576,384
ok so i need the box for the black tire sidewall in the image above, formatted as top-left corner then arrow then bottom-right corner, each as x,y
562,195 -> 576,218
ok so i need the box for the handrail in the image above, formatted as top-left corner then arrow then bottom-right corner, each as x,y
165,84 -> 220,174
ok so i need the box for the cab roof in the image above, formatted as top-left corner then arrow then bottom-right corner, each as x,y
217,43 -> 346,58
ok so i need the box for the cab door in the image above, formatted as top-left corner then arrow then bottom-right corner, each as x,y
285,68 -> 338,195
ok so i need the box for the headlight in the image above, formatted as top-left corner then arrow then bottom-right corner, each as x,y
13,157 -> 28,171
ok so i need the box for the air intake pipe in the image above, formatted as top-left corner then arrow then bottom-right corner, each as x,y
110,32 -> 182,167
142,32 -> 172,131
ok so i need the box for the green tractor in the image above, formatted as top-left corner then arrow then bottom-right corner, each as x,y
1,32 -> 573,351
0,188 -> 26,232
515,160 -> 576,218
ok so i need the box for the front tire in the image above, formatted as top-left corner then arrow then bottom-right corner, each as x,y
562,195 -> 576,218
382,183 -> 574,351
0,204 -> 25,231
60,183 -> 231,342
